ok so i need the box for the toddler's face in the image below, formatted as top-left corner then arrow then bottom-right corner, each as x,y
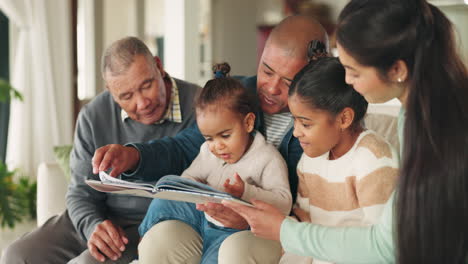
197,106 -> 254,164
288,94 -> 342,158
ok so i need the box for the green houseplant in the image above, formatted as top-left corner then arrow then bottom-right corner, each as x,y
0,163 -> 36,228
0,78 -> 22,102
0,78 -> 36,229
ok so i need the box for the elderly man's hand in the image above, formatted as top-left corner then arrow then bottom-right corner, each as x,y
196,202 -> 249,229
92,144 -> 140,177
88,220 -> 128,262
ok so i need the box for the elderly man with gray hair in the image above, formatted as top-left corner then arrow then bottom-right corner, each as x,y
1,36 -> 200,264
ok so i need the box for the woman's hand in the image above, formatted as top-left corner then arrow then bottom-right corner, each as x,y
196,202 -> 249,229
223,199 -> 286,241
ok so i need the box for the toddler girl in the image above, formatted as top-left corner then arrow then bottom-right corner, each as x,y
139,63 -> 292,264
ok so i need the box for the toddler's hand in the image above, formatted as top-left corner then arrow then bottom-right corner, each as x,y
224,173 -> 244,198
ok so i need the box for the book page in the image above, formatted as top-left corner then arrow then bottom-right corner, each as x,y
156,175 -> 232,197
99,171 -> 155,190
85,179 -> 156,198
155,175 -> 252,206
87,173 -> 253,206
154,189 -> 253,206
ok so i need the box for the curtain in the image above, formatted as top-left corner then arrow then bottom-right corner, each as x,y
0,0 -> 74,178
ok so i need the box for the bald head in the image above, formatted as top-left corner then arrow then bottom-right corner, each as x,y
267,15 -> 328,61
256,15 -> 328,115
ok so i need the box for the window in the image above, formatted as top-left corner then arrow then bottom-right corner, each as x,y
0,11 -> 9,162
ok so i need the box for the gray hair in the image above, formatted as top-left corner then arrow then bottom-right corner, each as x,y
101,36 -> 156,79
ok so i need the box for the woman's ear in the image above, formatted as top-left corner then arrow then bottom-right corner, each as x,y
388,59 -> 408,83
339,107 -> 355,130
244,112 -> 256,133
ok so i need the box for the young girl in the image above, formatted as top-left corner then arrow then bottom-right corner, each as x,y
226,55 -> 399,264
226,0 -> 468,263
286,56 -> 399,264
138,63 -> 292,264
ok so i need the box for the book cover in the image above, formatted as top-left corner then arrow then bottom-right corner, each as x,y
85,171 -> 252,206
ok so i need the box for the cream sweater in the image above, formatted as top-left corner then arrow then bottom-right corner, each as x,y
182,132 -> 292,225
282,130 -> 399,264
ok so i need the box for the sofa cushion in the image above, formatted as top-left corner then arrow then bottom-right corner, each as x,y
53,145 -> 72,182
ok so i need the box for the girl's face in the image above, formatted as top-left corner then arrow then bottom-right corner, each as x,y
196,106 -> 254,164
289,94 -> 342,158
337,43 -> 405,104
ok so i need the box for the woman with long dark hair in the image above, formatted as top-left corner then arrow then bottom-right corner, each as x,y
224,0 -> 468,263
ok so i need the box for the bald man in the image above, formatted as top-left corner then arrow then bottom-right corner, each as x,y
92,15 -> 328,263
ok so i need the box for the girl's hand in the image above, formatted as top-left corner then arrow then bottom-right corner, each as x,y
223,173 -> 245,198
223,199 -> 286,241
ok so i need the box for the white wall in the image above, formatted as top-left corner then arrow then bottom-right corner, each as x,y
81,0 -> 145,95
103,0 -> 144,48
145,0 -> 165,37
440,5 -> 468,64
211,0 -> 258,76
163,0 -> 200,82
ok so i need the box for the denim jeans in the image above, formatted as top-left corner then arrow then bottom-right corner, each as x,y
139,199 -> 244,264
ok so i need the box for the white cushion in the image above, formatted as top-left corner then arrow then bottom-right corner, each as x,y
37,162 -> 68,226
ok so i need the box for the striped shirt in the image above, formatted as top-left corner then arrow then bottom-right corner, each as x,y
285,130 -> 399,264
264,112 -> 293,148
280,110 -> 406,263
121,77 -> 182,124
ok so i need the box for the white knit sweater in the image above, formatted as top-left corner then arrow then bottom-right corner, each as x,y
182,132 -> 292,225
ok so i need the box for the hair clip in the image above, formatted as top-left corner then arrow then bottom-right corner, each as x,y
212,63 -> 231,79
307,40 -> 328,61
214,71 -> 226,78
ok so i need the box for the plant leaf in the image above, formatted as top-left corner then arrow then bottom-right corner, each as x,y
0,162 -> 36,229
0,78 -> 23,102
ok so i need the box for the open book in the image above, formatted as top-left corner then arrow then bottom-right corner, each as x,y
85,171 -> 252,206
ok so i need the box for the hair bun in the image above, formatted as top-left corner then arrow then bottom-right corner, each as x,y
212,62 -> 231,78
307,40 -> 328,61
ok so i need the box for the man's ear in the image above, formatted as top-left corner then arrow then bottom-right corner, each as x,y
244,112 -> 256,133
154,56 -> 165,77
338,107 -> 355,130
387,59 -> 408,83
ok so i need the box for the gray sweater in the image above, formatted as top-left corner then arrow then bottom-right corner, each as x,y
66,78 -> 200,240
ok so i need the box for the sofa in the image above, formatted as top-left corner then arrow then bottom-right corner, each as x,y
36,104 -> 401,227
36,162 -> 69,226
